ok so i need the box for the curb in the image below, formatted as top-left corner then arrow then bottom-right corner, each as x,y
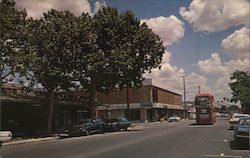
3,136 -> 58,146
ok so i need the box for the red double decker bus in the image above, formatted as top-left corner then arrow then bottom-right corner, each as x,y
195,93 -> 216,125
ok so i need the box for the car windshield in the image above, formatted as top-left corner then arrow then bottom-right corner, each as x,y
240,118 -> 250,126
234,115 -> 248,119
195,97 -> 209,106
74,120 -> 91,126
108,119 -> 119,123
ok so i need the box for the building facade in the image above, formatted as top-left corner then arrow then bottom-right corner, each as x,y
1,83 -> 88,137
97,79 -> 185,122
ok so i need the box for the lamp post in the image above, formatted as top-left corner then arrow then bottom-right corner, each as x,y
181,75 -> 188,119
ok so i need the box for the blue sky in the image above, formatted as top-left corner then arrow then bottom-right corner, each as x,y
15,0 -> 250,104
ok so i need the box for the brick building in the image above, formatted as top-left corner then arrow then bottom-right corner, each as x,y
97,79 -> 185,122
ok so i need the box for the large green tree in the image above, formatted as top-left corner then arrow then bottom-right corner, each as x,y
21,10 -> 96,134
229,70 -> 250,113
79,7 -> 165,119
0,0 -> 27,83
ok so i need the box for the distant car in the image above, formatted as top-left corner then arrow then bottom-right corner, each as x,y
215,113 -> 221,118
106,117 -> 131,132
234,116 -> 250,146
0,131 -> 12,148
68,119 -> 106,137
220,113 -> 229,118
168,116 -> 181,122
189,114 -> 196,120
229,113 -> 249,129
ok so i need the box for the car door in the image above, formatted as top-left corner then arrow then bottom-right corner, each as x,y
119,118 -> 127,129
91,120 -> 99,132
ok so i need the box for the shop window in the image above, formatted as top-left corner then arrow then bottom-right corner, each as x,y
77,111 -> 86,122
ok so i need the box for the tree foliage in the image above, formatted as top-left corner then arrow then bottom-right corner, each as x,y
0,0 -> 27,82
92,8 -> 164,90
21,9 -> 96,134
80,7 -> 165,118
229,70 -> 250,112
5,4 -> 165,125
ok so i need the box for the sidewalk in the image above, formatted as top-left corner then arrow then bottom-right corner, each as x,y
3,136 -> 59,147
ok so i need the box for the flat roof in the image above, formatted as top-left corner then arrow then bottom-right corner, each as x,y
143,79 -> 182,96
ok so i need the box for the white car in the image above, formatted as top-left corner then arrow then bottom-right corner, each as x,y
0,131 -> 12,148
168,116 -> 181,122
229,113 -> 249,129
189,114 -> 196,120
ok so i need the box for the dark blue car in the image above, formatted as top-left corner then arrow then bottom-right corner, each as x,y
106,117 -> 131,132
234,116 -> 250,147
68,119 -> 106,137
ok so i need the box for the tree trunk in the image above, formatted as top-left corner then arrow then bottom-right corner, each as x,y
47,91 -> 54,135
89,78 -> 98,119
126,86 -> 130,120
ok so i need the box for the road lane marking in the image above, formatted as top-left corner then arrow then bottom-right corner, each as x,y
212,139 -> 227,143
204,154 -> 242,158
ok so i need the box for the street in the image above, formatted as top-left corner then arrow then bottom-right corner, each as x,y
1,119 -> 249,158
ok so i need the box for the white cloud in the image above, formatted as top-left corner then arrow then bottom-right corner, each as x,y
141,15 -> 185,47
144,50 -> 211,101
144,64 -> 210,101
221,27 -> 250,60
179,0 -> 250,32
197,52 -> 250,101
197,53 -> 225,75
93,1 -> 106,14
15,0 -> 106,18
198,53 -> 250,75
161,50 -> 172,65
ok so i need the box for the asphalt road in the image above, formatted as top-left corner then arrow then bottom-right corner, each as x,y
1,119 -> 249,158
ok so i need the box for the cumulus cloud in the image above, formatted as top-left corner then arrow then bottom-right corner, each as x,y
93,1 -> 106,14
144,49 -> 212,101
179,0 -> 250,32
144,64 -> 210,101
197,53 -> 225,75
197,52 -> 250,101
141,15 -> 185,47
198,53 -> 250,75
161,50 -> 172,65
221,27 -> 250,60
15,0 -> 106,18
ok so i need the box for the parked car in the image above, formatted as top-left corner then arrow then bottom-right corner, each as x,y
229,113 -> 249,129
234,116 -> 250,146
0,131 -> 12,148
68,119 -> 106,137
168,116 -> 181,122
106,117 -> 131,132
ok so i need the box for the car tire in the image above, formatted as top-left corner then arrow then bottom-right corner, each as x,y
85,130 -> 90,136
100,127 -> 105,134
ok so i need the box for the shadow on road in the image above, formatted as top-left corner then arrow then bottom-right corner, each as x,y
230,140 -> 250,150
58,129 -> 143,139
189,123 -> 214,126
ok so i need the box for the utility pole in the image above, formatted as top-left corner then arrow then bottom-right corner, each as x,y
198,85 -> 201,94
182,76 -> 187,119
